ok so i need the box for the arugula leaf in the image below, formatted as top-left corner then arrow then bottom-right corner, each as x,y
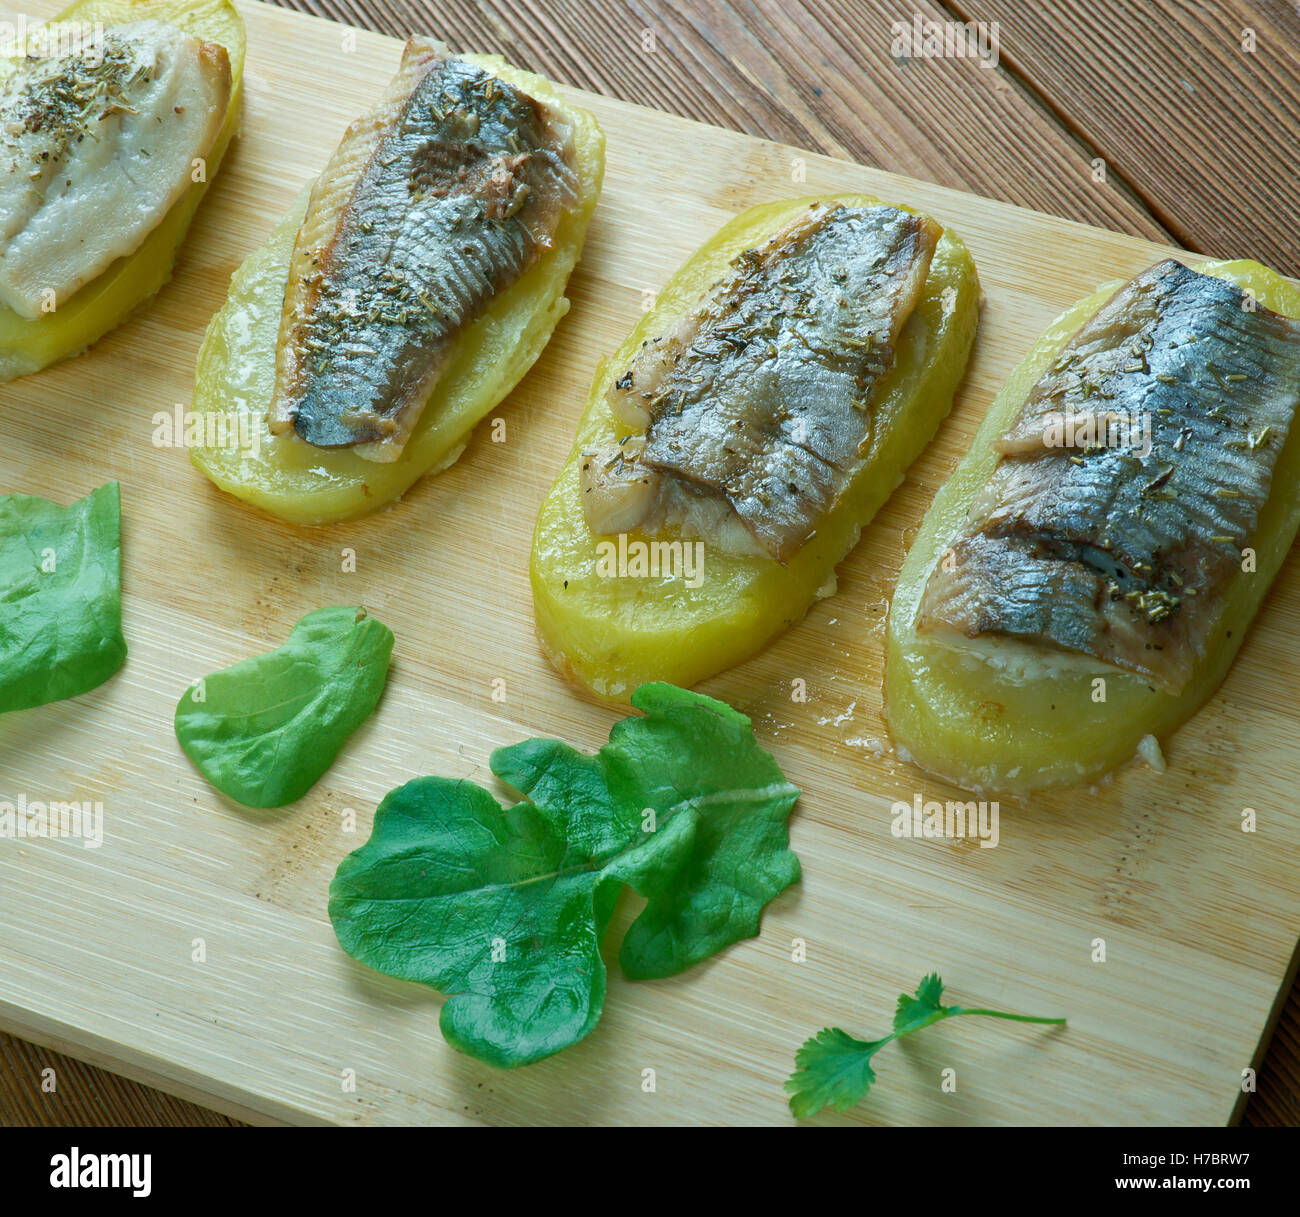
0,482 -> 126,714
787,973 -> 1066,1118
175,606 -> 393,809
329,683 -> 801,1068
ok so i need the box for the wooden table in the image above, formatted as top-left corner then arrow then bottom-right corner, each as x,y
2,0 -> 1297,1126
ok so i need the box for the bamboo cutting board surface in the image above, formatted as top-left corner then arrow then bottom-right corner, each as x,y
1,0 -> 1297,1126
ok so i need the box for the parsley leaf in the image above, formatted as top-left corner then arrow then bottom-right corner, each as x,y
329,683 -> 801,1067
787,973 -> 1066,1118
0,482 -> 126,714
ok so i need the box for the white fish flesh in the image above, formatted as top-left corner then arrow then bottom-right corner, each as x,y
0,19 -> 231,318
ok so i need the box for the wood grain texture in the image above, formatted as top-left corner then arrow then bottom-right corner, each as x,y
949,0 -> 1300,276
275,0 -> 1172,241
1245,964 -> 1300,1126
0,1035 -> 238,1126
1,0 -> 1297,1127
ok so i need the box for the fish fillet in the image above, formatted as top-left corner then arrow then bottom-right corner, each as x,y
0,19 -> 231,319
268,38 -> 579,461
916,259 -> 1300,693
585,202 -> 940,561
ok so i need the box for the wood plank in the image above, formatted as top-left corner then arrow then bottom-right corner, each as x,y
0,1034 -> 239,1125
1243,955 -> 1300,1126
950,0 -> 1300,275
272,0 -> 1300,1128
1,0 -> 1298,1127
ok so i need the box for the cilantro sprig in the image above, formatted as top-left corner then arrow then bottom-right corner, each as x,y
786,973 -> 1066,1118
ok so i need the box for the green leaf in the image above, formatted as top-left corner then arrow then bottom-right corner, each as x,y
175,606 -> 393,809
329,683 -> 801,1067
785,1028 -> 889,1119
893,971 -> 948,1033
788,973 -> 1066,1118
610,685 -> 803,979
0,482 -> 126,714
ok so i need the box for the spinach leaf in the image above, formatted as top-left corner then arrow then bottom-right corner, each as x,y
329,683 -> 800,1067
0,482 -> 126,714
175,606 -> 393,809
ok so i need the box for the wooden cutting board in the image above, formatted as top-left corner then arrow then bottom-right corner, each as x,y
1,0 -> 1296,1126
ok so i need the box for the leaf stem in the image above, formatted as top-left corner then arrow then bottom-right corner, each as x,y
949,1007 -> 1067,1025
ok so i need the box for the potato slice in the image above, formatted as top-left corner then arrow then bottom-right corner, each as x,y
0,0 -> 245,381
531,194 -> 980,700
884,259 -> 1300,792
189,56 -> 604,524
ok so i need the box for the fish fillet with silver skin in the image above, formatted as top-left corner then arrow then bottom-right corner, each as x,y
580,201 -> 941,562
0,20 -> 231,318
268,37 -> 579,462
916,258 -> 1300,694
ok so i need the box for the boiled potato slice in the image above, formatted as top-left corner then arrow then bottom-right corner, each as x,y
190,57 -> 604,524
0,0 -> 245,380
885,259 -> 1300,792
532,194 -> 980,700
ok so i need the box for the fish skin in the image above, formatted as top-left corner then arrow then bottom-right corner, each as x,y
917,259 -> 1300,693
0,20 -> 230,319
269,38 -> 578,461
603,203 -> 939,561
